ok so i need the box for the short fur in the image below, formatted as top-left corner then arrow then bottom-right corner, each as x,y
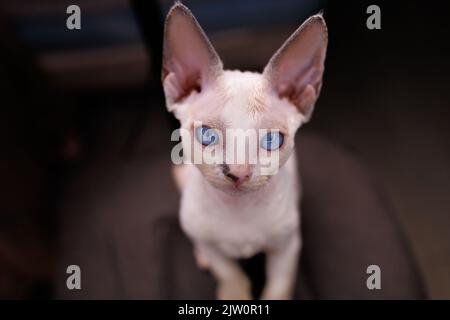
162,3 -> 327,299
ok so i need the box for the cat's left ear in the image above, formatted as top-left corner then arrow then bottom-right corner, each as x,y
162,3 -> 223,111
263,14 -> 327,122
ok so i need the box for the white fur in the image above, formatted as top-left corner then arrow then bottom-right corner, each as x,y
179,154 -> 301,300
162,3 -> 327,300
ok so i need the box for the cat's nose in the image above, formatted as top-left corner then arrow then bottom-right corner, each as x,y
223,165 -> 251,184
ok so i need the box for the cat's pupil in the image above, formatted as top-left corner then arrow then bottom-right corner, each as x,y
261,132 -> 283,151
196,126 -> 219,146
266,135 -> 272,148
204,128 -> 215,142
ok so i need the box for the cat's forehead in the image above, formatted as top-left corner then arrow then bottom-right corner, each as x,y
217,71 -> 297,130
220,70 -> 265,105
218,70 -> 267,126
186,70 -> 298,131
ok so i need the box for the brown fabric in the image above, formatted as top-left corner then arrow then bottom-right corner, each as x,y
54,132 -> 426,299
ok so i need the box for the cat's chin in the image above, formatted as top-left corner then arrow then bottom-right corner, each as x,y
207,180 -> 267,195
223,185 -> 257,195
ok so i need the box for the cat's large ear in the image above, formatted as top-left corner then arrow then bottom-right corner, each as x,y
162,3 -> 223,110
263,14 -> 327,122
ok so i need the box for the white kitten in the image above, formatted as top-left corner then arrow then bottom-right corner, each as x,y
162,3 -> 327,300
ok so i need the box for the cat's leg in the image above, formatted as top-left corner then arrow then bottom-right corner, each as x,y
198,243 -> 252,300
194,246 -> 210,270
261,232 -> 301,300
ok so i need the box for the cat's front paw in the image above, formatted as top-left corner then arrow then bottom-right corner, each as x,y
217,279 -> 252,300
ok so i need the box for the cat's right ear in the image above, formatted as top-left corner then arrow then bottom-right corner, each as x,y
162,3 -> 223,111
263,14 -> 327,122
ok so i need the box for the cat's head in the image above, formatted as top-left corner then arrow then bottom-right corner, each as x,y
162,3 -> 327,193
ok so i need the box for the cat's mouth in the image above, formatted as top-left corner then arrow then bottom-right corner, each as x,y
220,177 -> 269,194
201,167 -> 271,194
226,183 -> 253,194
232,181 -> 244,191
206,178 -> 257,194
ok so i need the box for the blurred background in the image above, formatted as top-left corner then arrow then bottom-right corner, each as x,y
0,0 -> 449,299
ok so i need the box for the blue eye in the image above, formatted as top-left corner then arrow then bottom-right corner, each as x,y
195,126 -> 219,146
261,132 -> 284,151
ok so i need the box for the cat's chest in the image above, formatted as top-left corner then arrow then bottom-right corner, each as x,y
179,170 -> 299,258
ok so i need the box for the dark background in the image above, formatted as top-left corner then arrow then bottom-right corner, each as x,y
0,0 -> 449,298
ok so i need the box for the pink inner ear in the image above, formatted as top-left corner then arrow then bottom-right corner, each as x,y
275,63 -> 321,119
287,84 -> 317,118
180,71 -> 202,97
276,58 -> 322,117
163,69 -> 202,104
